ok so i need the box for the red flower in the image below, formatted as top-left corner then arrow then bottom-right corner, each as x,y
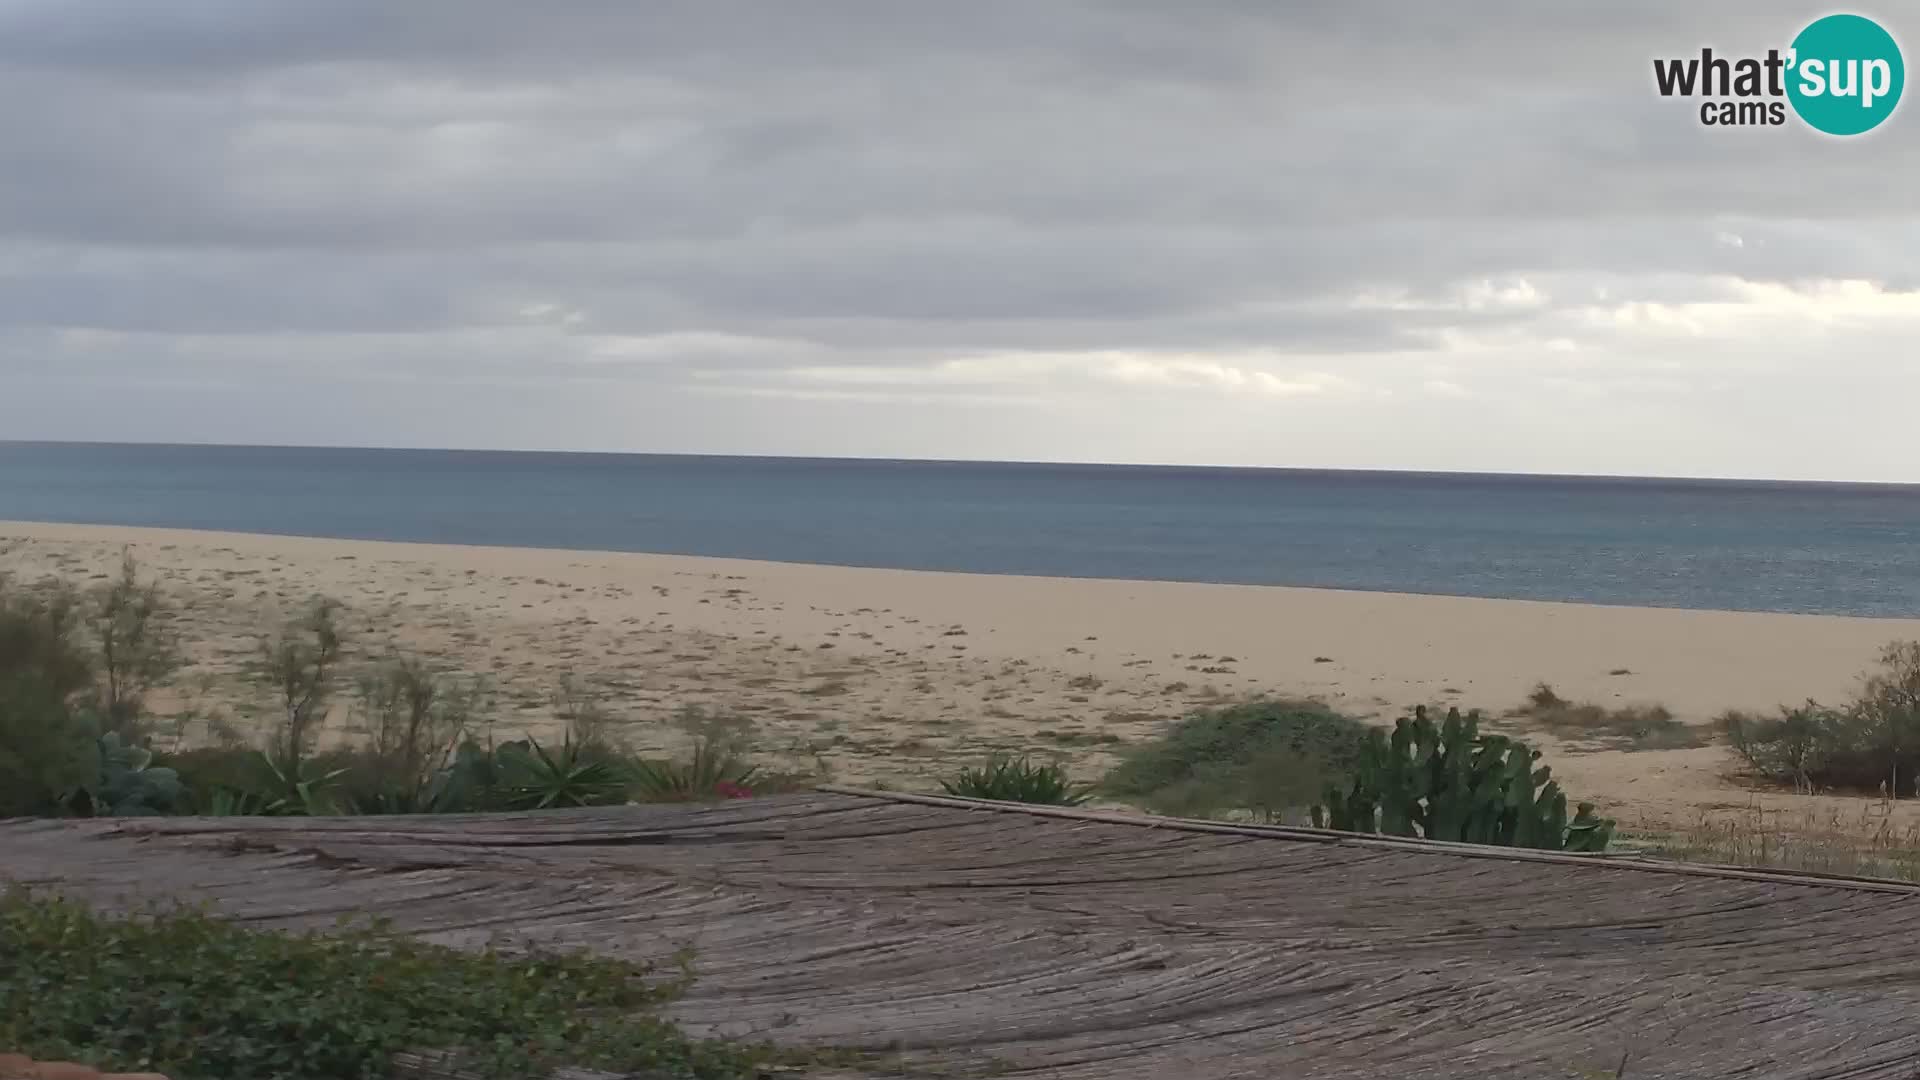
713,780 -> 753,799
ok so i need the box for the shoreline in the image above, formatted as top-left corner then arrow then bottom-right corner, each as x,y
7,519 -> 1920,831
3,517 -> 1912,623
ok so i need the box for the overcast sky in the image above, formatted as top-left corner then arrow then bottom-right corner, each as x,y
2,2 -> 1917,480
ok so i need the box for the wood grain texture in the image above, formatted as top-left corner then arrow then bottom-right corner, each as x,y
6,792 -> 1919,1079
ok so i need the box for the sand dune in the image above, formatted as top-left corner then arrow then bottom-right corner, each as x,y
5,520 -> 1919,832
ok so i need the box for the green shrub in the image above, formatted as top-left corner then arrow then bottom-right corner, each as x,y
0,887 -> 777,1080
0,577 -> 97,817
1314,705 -> 1613,852
0,692 -> 93,817
1838,641 -> 1920,794
282,658 -> 496,814
85,552 -> 178,738
156,745 -> 284,810
254,597 -> 345,777
0,568 -> 194,819
304,746 -> 435,814
1722,642 -> 1920,795
347,657 -> 482,799
1718,703 -> 1838,792
941,755 -> 1089,805
0,559 -> 188,818
1100,700 -> 1369,819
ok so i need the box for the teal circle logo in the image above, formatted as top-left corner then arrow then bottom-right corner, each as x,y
1787,14 -> 1904,135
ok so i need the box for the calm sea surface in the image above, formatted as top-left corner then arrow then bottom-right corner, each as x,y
3,441 -> 1918,618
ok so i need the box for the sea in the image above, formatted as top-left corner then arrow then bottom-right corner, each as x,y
2,441 -> 1918,619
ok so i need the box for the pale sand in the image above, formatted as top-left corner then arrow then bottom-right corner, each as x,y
6,520 -> 1920,833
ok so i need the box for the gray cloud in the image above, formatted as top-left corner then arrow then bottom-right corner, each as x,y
1,1 -> 1918,478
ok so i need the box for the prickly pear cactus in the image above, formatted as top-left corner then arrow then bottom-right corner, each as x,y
1314,706 -> 1614,853
76,732 -> 184,816
1563,802 -> 1616,852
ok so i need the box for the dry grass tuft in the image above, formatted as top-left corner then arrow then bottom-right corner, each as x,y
1633,800 -> 1920,882
1510,683 -> 1706,751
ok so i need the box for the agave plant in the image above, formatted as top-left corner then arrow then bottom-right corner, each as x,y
204,786 -> 277,817
627,737 -> 759,802
941,756 -> 1091,806
496,735 -> 625,810
257,752 -> 350,816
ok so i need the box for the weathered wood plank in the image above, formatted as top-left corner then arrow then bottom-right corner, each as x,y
5,792 -> 1920,1079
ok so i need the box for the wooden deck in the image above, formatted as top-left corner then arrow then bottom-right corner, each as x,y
5,789 -> 1920,1079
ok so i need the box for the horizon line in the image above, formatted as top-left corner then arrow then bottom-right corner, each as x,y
3,437 -> 1917,490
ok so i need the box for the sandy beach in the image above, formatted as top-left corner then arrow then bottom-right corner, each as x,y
6,519 -> 1920,833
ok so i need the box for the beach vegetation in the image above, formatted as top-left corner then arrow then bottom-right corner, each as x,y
628,734 -> 761,802
1718,703 -> 1838,793
87,551 -> 180,736
1,566 -> 792,817
256,596 -> 344,781
1100,699 -> 1370,821
0,886 -> 786,1080
1721,641 -> 1920,796
193,720 -> 772,816
157,744 -> 282,810
942,754 -> 1091,805
8,556 -> 1918,874
62,731 -> 185,816
176,736 -> 626,817
1509,683 -> 1705,751
349,655 -> 482,794
0,576 -> 96,816
0,559 -> 190,817
169,732 -> 776,817
1633,799 -> 1920,881
1314,705 -> 1614,852
504,734 -> 632,808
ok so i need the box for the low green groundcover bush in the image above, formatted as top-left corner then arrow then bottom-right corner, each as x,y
1100,699 -> 1371,819
0,887 -> 784,1080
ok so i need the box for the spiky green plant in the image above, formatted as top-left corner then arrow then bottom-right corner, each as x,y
497,735 -> 625,810
258,752 -> 350,816
203,786 -> 276,817
627,737 -> 760,803
941,756 -> 1090,806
